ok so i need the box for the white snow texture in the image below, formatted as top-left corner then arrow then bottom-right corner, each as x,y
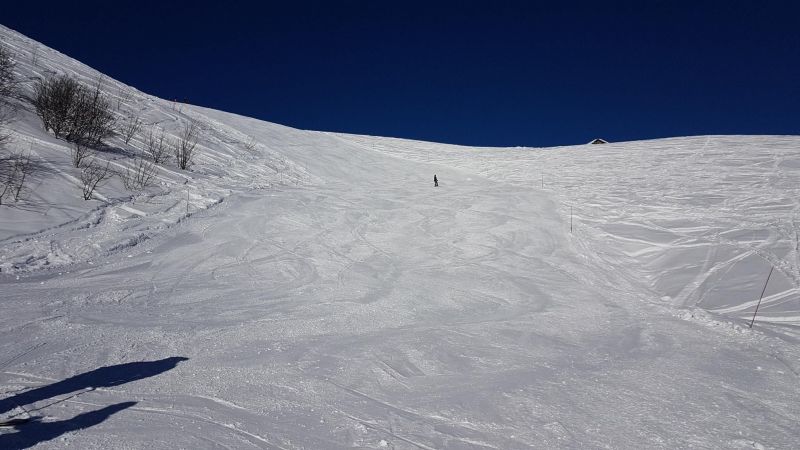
1,24 -> 799,449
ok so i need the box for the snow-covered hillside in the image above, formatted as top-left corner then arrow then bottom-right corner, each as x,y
337,133 -> 800,333
2,25 -> 799,449
0,24 -> 315,273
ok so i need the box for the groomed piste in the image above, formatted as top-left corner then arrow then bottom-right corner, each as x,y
1,24 -> 799,449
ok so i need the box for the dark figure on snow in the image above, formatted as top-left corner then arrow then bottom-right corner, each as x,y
434,174 -> 438,187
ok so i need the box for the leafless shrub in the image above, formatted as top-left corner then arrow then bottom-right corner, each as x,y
0,106 -> 12,150
0,156 -> 16,205
121,114 -> 143,145
0,45 -> 18,148
116,86 -> 133,110
0,108 -> 11,151
0,45 -> 16,101
71,141 -> 93,168
121,151 -> 157,191
70,77 -> 117,146
144,125 -> 170,164
32,75 -> 80,138
174,119 -> 200,170
11,151 -> 33,202
80,159 -> 112,200
0,149 -> 36,205
31,75 -> 116,147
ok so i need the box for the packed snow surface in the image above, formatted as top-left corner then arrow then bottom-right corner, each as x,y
1,25 -> 799,449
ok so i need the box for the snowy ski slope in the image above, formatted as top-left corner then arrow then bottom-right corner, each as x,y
1,24 -> 799,449
337,133 -> 800,332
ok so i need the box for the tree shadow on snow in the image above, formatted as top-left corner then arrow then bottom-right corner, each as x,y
95,142 -> 137,159
0,158 -> 55,214
0,356 -> 188,448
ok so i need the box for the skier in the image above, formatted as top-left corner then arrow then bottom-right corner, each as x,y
434,174 -> 438,187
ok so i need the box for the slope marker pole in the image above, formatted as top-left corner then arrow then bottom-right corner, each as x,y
749,266 -> 774,328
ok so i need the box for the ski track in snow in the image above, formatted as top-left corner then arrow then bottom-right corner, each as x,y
1,24 -> 800,449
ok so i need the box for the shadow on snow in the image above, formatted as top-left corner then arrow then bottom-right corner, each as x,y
0,356 -> 188,449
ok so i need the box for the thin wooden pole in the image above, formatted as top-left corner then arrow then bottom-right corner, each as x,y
570,205 -> 573,233
749,266 -> 774,328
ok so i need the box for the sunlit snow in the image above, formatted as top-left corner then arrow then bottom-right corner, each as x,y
1,24 -> 798,449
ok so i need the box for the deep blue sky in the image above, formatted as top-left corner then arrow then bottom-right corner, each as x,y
3,1 -> 799,146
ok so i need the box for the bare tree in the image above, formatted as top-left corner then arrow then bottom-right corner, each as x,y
71,142 -> 92,168
116,86 -> 133,110
10,150 -> 35,202
121,114 -> 143,145
80,159 -> 112,200
0,106 -> 12,150
144,125 -> 170,164
0,45 -> 17,149
121,151 -> 157,191
0,115 -> 10,150
0,149 -> 36,205
174,119 -> 200,170
0,45 -> 16,100
32,74 -> 80,138
11,151 -> 34,202
0,48 -> 36,206
0,45 -> 18,203
69,77 -> 117,146
0,153 -> 18,205
31,75 -> 116,147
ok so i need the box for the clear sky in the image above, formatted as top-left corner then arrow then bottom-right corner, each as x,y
3,1 -> 799,146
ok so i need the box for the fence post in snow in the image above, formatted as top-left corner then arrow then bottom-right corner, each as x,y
749,266 -> 774,328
